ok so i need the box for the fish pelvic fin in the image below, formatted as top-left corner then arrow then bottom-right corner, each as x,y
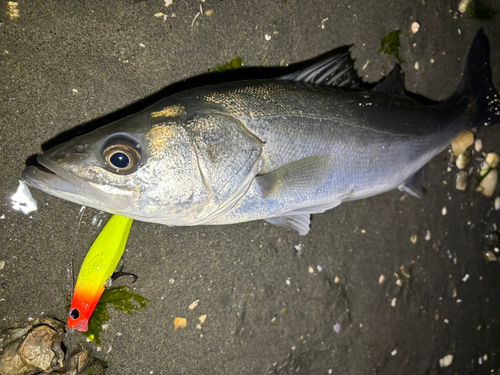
456,28 -> 499,128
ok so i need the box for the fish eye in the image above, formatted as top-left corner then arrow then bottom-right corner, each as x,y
102,138 -> 142,175
70,308 -> 80,320
110,152 -> 130,169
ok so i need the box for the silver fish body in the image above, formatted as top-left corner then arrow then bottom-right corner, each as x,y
23,30 -> 500,234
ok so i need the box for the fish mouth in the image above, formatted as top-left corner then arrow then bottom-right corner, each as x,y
22,154 -> 113,211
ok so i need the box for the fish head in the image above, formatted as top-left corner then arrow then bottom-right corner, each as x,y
22,109 -> 210,224
23,99 -> 264,224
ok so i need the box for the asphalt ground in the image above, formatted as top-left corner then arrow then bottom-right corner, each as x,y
1,1 -> 500,374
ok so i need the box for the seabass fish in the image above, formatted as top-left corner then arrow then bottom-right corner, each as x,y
23,30 -> 500,235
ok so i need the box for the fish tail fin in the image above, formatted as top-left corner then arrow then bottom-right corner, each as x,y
455,28 -> 499,128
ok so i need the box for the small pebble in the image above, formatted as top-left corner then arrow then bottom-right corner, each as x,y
483,251 -> 497,262
391,298 -> 397,307
391,348 -> 397,356
379,275 -> 385,284
439,354 -> 454,367
455,171 -> 468,191
475,139 -> 483,152
442,207 -> 447,216
462,273 -> 469,282
204,9 -> 214,16
334,276 -> 340,284
308,266 -> 314,274
477,168 -> 498,197
333,322 -> 341,333
451,130 -> 474,157
410,234 -> 417,244
455,150 -> 471,169
410,22 -> 420,34
486,153 -> 500,168
188,300 -> 200,310
495,197 -> 500,210
425,230 -> 431,241
265,34 -> 271,41
414,61 -> 419,70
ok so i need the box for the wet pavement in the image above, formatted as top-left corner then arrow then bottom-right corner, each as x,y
1,1 -> 500,374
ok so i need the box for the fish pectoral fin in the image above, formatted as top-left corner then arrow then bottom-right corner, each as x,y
373,65 -> 406,96
278,46 -> 367,89
398,168 -> 426,198
265,214 -> 311,236
256,155 -> 334,199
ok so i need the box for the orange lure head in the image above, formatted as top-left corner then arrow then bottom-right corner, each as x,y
68,285 -> 104,332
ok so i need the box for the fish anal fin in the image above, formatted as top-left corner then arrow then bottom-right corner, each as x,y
398,168 -> 425,198
264,200 -> 342,235
256,155 -> 334,199
265,214 -> 311,236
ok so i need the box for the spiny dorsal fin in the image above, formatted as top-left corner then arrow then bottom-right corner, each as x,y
373,65 -> 406,96
279,47 -> 366,89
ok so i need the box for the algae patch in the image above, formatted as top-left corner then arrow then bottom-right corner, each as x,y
378,30 -> 404,65
85,286 -> 149,344
470,0 -> 497,21
213,57 -> 243,73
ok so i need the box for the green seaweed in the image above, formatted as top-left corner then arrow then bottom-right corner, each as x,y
469,0 -> 497,21
85,286 -> 149,344
378,30 -> 404,65
261,54 -> 270,66
213,57 -> 244,73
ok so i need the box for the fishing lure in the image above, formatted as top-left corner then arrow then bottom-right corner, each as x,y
68,215 -> 133,332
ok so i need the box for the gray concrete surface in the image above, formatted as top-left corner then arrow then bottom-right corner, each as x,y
1,1 -> 500,374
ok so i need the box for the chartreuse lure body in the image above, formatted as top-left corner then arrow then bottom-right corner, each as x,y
68,215 -> 133,332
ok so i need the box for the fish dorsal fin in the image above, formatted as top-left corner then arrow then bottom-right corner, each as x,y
256,155 -> 335,199
373,65 -> 406,96
265,214 -> 311,236
279,47 -> 366,89
398,168 -> 425,198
